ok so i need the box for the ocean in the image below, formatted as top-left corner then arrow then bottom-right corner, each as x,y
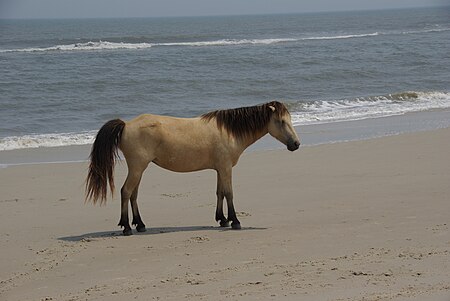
1,7 -> 450,153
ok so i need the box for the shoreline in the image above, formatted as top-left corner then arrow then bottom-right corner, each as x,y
1,127 -> 449,300
2,108 -> 450,167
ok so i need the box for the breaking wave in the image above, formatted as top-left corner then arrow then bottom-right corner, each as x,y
289,91 -> 450,125
2,26 -> 447,53
0,131 -> 95,151
0,38 -> 297,53
1,91 -> 449,151
303,32 -> 380,40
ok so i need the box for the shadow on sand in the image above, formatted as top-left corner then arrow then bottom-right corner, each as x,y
58,225 -> 267,242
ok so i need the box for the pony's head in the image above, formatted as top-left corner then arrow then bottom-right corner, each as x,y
266,101 -> 300,151
201,101 -> 300,151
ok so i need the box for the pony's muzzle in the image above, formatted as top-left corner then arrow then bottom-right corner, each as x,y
287,139 -> 300,151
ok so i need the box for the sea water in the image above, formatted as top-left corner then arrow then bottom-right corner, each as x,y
1,7 -> 449,154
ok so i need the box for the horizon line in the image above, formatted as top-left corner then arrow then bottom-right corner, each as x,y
0,5 -> 447,21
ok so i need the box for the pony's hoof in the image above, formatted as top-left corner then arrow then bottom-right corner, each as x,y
123,228 -> 133,236
220,220 -> 230,227
136,225 -> 146,232
231,222 -> 241,230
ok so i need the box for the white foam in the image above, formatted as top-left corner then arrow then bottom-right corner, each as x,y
302,32 -> 380,40
1,92 -> 449,151
0,131 -> 96,151
1,26 -> 448,53
5,27 -> 449,53
0,41 -> 154,53
0,38 -> 298,53
0,35 -> 376,53
290,91 -> 450,126
158,38 -> 297,47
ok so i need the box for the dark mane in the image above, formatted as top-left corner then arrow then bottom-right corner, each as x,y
201,101 -> 288,140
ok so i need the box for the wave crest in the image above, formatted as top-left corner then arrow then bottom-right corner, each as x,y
0,131 -> 95,151
1,26 -> 447,53
303,32 -> 379,40
289,91 -> 450,125
0,33 -> 390,53
1,91 -> 449,151
0,38 -> 298,53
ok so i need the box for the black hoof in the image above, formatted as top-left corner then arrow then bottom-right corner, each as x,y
136,225 -> 146,232
231,222 -> 241,230
123,228 -> 133,236
219,220 -> 230,227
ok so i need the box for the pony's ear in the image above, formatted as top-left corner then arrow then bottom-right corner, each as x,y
268,105 -> 276,112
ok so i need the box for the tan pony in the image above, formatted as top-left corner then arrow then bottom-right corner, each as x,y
86,101 -> 300,235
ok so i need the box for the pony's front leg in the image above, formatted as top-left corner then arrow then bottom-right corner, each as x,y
225,190 -> 241,230
218,167 -> 241,230
215,193 -> 229,227
215,171 -> 230,227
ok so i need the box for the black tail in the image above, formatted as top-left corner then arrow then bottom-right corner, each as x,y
85,119 -> 125,205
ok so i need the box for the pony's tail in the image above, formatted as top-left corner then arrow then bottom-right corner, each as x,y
85,119 -> 125,205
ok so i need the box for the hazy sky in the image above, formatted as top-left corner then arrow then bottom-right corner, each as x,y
0,0 -> 447,19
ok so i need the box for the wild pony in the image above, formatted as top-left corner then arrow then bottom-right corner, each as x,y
86,101 -> 300,235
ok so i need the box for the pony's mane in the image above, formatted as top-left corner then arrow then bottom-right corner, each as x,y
201,101 -> 288,140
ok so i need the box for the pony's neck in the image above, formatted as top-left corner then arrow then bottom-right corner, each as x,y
238,126 -> 269,151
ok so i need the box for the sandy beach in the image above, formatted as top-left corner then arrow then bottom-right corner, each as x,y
1,128 -> 449,301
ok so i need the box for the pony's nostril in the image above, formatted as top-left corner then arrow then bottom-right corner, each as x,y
287,139 -> 300,151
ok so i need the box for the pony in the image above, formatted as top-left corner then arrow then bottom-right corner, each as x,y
86,101 -> 300,235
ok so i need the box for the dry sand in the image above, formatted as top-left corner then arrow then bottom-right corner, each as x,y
1,128 -> 449,301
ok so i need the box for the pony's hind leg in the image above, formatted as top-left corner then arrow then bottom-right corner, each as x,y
130,182 -> 146,232
118,191 -> 132,236
119,163 -> 147,236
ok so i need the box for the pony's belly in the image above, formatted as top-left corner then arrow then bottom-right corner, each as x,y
153,149 -> 212,172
